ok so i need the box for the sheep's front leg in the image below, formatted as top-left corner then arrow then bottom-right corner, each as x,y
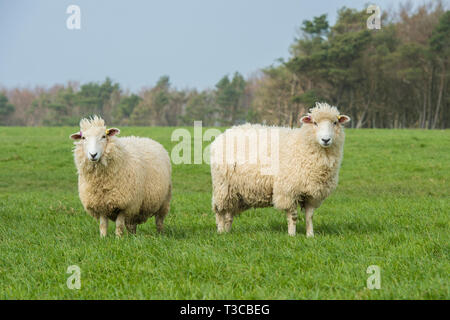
217,212 -> 233,233
115,213 -> 126,237
286,209 -> 298,236
216,213 -> 225,233
224,212 -> 234,232
305,206 -> 314,238
100,216 -> 108,238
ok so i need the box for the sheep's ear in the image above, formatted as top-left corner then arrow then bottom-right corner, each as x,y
300,115 -> 313,124
106,128 -> 120,136
338,115 -> 351,124
70,132 -> 82,140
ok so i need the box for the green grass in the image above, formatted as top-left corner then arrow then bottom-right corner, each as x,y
0,126 -> 448,299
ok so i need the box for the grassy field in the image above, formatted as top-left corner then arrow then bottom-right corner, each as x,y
0,126 -> 448,299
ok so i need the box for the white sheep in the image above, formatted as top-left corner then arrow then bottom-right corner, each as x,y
210,102 -> 350,237
70,116 -> 172,237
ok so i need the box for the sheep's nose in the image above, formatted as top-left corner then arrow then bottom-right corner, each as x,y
90,153 -> 97,158
322,138 -> 330,144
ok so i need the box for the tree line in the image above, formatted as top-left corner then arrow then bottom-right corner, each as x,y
1,2 -> 448,128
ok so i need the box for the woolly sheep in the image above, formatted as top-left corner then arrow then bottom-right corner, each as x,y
70,116 -> 172,237
210,102 -> 350,237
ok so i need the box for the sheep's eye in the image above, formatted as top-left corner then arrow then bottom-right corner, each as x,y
313,122 -> 318,126
102,135 -> 106,139
333,121 -> 338,125
81,136 -> 85,140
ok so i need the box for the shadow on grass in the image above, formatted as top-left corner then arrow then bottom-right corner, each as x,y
138,223 -> 217,240
315,221 -> 385,235
132,217 -> 385,239
269,220 -> 385,236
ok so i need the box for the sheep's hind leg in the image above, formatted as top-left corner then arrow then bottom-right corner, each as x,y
155,214 -> 166,233
99,216 -> 108,238
155,199 -> 170,234
115,213 -> 126,237
305,205 -> 314,238
286,208 -> 298,236
126,222 -> 137,235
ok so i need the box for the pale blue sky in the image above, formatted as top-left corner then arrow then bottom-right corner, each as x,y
0,0 -> 431,92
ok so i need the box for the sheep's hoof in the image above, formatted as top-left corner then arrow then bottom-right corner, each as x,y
306,232 -> 314,238
115,231 -> 124,238
288,226 -> 296,236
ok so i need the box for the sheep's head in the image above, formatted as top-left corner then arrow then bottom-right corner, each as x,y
70,116 -> 120,162
300,102 -> 350,148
